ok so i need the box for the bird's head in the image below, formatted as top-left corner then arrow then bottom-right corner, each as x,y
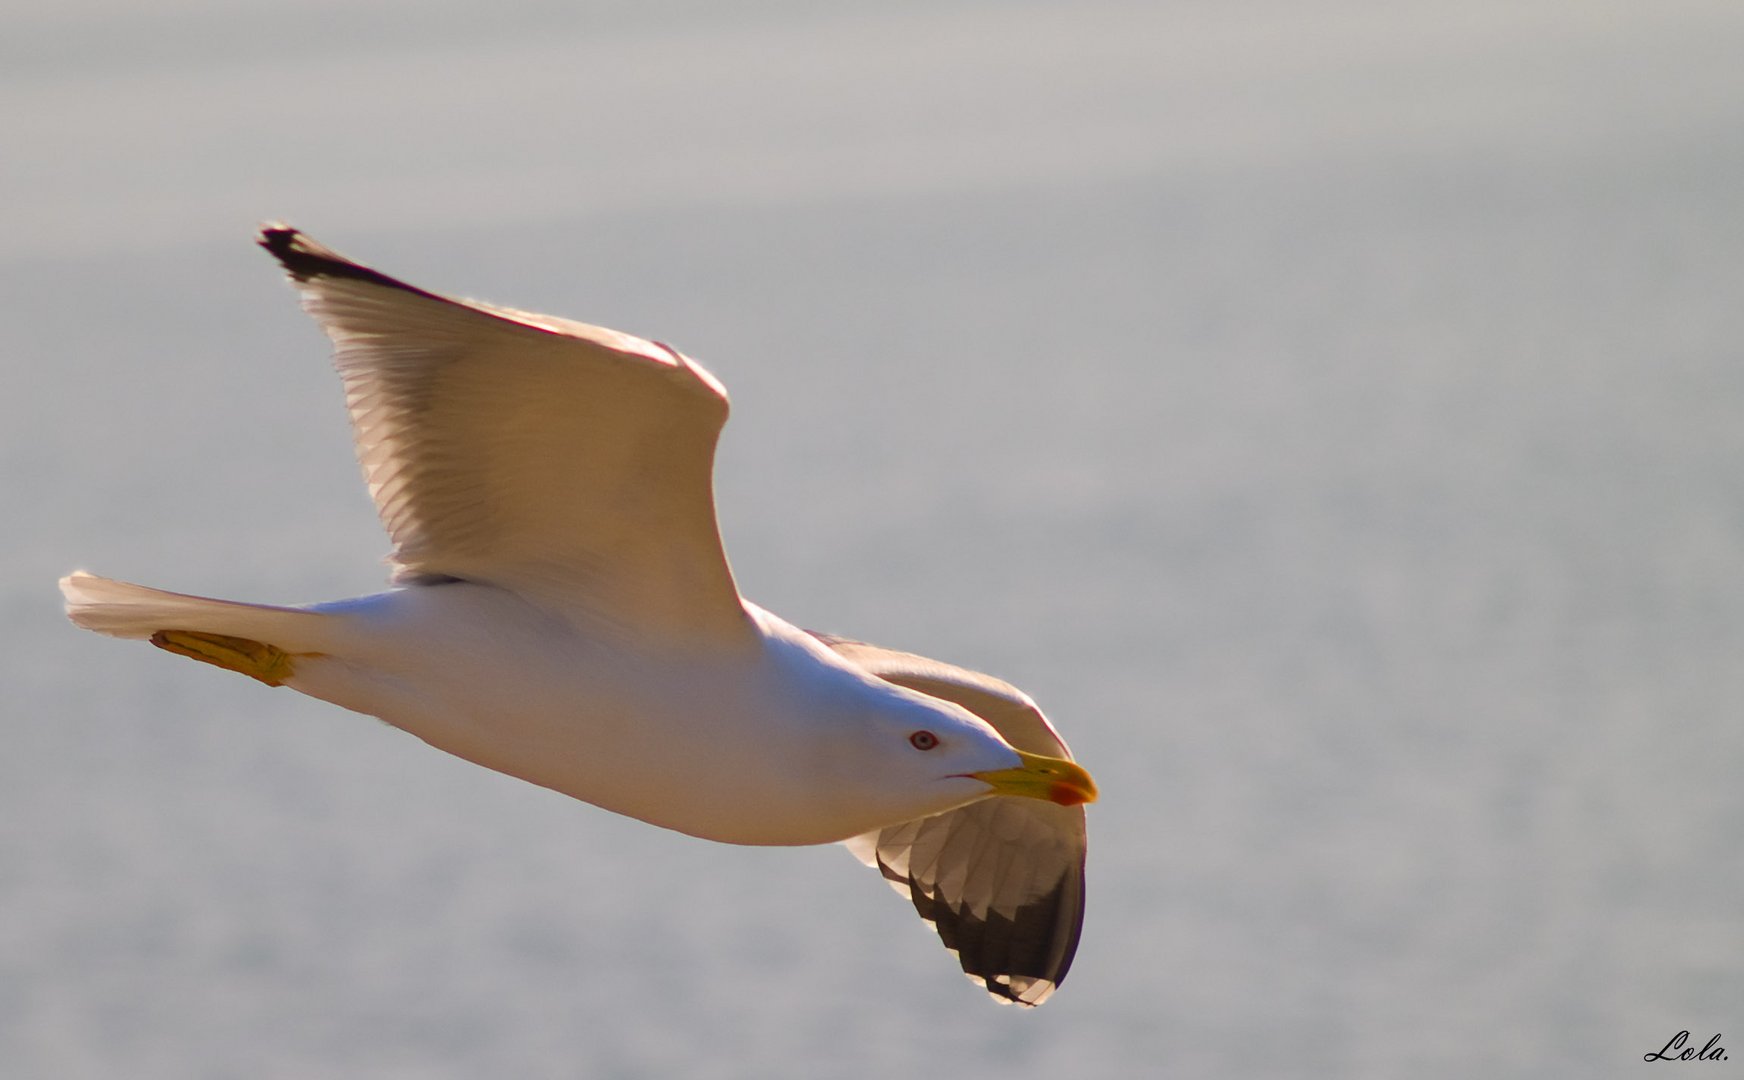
819,683 -> 1097,832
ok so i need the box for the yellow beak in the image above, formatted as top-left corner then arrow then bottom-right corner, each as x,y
969,749 -> 1098,806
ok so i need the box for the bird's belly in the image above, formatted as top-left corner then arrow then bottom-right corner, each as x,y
282,614 -> 846,846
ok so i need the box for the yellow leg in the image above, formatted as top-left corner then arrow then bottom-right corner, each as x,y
150,630 -> 298,687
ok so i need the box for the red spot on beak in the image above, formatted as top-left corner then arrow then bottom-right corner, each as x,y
1049,780 -> 1093,807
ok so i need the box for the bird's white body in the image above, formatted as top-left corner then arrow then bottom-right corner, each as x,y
63,572 -> 1011,846
292,586 -> 1010,846
61,226 -> 1094,1004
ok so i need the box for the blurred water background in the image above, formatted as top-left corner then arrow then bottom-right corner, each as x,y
5,2 -> 1744,1076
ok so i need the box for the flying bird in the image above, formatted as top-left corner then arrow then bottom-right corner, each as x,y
61,226 -> 1096,1005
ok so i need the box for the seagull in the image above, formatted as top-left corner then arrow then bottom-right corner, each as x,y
60,226 -> 1096,1006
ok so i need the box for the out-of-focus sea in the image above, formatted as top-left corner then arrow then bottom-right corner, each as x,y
5,2 -> 1744,1076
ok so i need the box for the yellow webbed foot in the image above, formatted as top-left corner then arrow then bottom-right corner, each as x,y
150,630 -> 297,687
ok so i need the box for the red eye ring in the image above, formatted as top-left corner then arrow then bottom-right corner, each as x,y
909,731 -> 939,751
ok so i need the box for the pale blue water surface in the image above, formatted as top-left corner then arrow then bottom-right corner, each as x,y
5,2 -> 1744,1076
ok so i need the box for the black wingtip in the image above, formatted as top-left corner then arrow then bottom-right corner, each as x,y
255,223 -> 429,295
257,223 -> 334,282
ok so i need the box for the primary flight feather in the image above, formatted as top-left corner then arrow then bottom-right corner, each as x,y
61,225 -> 1096,1005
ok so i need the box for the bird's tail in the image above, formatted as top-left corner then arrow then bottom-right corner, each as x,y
61,571 -> 338,686
61,571 -> 308,640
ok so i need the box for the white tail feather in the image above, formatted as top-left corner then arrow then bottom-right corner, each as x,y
60,571 -> 325,648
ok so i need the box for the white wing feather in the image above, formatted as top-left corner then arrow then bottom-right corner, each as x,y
260,227 -> 749,640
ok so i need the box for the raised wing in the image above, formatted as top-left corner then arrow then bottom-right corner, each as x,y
260,226 -> 749,641
816,633 -> 1088,1007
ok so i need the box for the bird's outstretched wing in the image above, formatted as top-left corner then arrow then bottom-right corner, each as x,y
259,226 -> 749,641
815,633 -> 1088,1006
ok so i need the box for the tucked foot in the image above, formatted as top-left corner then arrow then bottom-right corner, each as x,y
150,630 -> 297,686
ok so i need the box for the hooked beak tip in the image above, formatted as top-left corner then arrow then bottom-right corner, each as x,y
969,750 -> 1098,807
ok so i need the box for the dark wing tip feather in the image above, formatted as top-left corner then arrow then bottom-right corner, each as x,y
256,223 -> 439,299
879,848 -> 1086,1007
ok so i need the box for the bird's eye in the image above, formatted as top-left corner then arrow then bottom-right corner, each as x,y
909,731 -> 939,751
